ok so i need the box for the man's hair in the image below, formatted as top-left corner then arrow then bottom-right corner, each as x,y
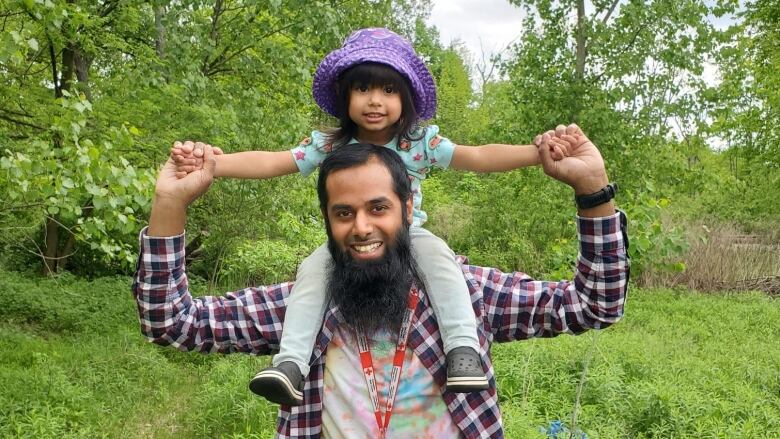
317,143 -> 412,213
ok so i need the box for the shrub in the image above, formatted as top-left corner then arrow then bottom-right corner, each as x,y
0,270 -> 136,334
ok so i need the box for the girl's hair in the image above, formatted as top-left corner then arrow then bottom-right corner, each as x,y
326,63 -> 423,148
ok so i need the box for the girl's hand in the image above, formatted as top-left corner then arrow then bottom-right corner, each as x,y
534,124 -> 608,195
542,124 -> 582,160
155,143 -> 219,210
170,141 -> 224,179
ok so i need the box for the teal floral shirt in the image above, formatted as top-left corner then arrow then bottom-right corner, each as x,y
290,125 -> 456,226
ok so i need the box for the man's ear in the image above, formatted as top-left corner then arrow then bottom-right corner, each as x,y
405,197 -> 413,224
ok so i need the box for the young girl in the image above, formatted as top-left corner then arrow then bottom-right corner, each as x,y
172,28 -> 547,406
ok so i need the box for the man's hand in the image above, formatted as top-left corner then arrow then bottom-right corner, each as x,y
156,141 -> 219,205
534,124 -> 609,195
148,142 -> 218,236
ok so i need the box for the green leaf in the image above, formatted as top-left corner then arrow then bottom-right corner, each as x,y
86,183 -> 102,197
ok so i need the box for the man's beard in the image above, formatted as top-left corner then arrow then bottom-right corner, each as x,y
326,224 -> 421,334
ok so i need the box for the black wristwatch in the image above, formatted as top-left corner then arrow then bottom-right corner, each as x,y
575,182 -> 618,209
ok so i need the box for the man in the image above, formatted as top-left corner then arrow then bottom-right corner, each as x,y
133,125 -> 629,438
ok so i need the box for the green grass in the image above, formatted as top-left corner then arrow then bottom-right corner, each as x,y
1,271 -> 779,438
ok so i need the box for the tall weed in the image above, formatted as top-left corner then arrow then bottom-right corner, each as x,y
640,220 -> 780,292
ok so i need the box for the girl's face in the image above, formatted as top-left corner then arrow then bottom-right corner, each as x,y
348,83 -> 402,144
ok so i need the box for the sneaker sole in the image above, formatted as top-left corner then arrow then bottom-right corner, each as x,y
446,376 -> 489,392
249,370 -> 304,405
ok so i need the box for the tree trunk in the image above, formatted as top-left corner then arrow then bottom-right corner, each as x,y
572,0 -> 587,122
42,40 -> 74,275
575,0 -> 586,82
41,40 -> 91,274
42,218 -> 59,275
74,52 -> 92,101
155,4 -> 166,59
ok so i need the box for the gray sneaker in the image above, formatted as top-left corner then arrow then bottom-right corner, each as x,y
249,361 -> 304,406
445,347 -> 489,392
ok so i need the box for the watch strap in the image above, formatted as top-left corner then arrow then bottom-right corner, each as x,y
575,182 -> 618,209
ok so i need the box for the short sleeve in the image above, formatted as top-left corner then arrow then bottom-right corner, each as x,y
421,125 -> 456,169
290,131 -> 334,177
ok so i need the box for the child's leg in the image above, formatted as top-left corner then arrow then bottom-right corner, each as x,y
410,227 -> 480,354
272,243 -> 332,376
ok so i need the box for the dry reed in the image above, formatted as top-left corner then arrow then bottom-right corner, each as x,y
639,222 -> 780,294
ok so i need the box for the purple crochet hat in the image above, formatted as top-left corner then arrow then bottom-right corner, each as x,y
312,28 -> 437,120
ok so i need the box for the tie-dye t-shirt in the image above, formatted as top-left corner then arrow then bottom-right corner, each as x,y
290,125 -> 457,227
321,325 -> 462,438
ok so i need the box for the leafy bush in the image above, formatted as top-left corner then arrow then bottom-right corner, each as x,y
621,190 -> 688,280
216,208 -> 327,288
0,93 -> 157,273
220,239 -> 307,287
0,270 -> 136,334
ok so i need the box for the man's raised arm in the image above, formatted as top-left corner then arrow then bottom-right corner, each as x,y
132,142 -> 287,355
476,125 -> 629,341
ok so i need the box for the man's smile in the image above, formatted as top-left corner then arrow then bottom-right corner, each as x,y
349,241 -> 384,259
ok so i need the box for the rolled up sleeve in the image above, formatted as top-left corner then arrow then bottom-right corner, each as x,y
476,211 -> 630,342
131,227 -> 291,355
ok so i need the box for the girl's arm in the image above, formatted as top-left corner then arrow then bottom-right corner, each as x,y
212,150 -> 299,179
450,143 -> 540,173
173,142 -> 299,179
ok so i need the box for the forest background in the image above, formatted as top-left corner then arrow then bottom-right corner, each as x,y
1,0 -> 778,437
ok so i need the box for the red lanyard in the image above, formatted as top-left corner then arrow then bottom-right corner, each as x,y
356,288 -> 420,439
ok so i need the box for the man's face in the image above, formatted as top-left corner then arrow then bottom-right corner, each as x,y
324,158 -> 413,263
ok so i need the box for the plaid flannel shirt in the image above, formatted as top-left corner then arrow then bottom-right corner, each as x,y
132,211 -> 629,438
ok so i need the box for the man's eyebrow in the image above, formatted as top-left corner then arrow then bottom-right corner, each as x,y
329,197 -> 393,212
329,204 -> 352,211
368,197 -> 392,204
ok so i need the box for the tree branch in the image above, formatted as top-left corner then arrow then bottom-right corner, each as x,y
0,202 -> 47,213
591,22 -> 649,84
601,0 -> 620,25
99,0 -> 119,18
205,43 -> 253,75
0,113 -> 45,130
1,11 -> 26,19
0,107 -> 34,118
201,0 -> 224,74
203,19 -> 299,77
47,36 -> 61,98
